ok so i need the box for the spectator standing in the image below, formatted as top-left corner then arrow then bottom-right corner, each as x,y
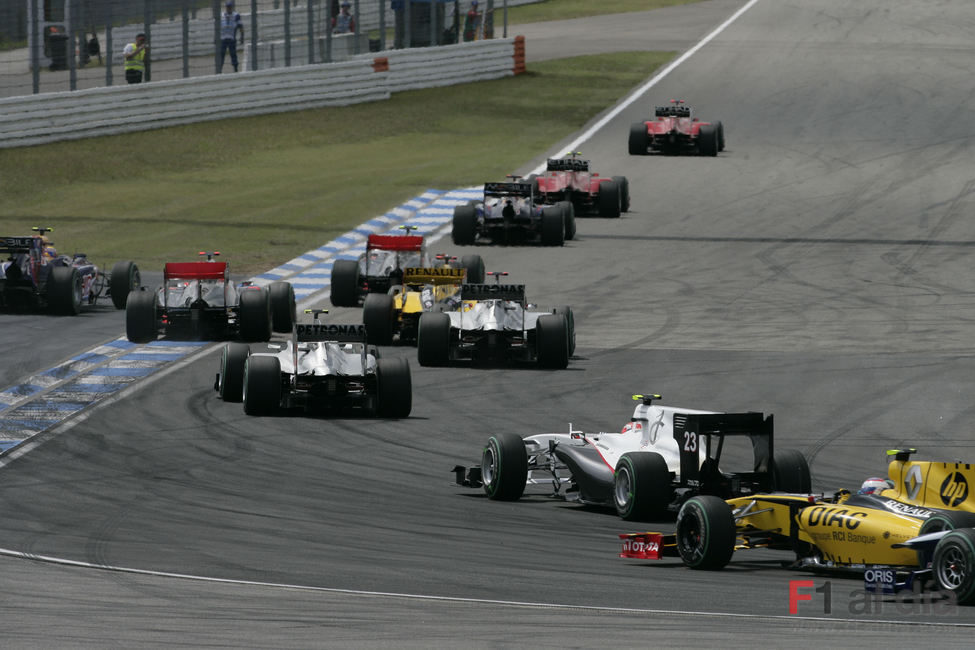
123,32 -> 148,84
463,1 -> 481,42
219,1 -> 245,73
333,1 -> 356,34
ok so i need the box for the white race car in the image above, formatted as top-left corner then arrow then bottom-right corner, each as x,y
416,277 -> 575,368
454,394 -> 808,521
215,310 -> 412,418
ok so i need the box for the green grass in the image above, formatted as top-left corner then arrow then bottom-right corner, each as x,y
0,51 -> 673,275
506,0 -> 706,24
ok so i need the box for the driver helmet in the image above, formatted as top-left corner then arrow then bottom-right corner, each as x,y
621,421 -> 642,435
858,477 -> 893,495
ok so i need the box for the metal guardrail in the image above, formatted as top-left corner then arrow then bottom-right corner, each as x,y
0,37 -> 522,149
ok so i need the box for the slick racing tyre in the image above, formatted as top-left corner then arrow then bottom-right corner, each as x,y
109,261 -> 140,310
376,357 -> 412,418
48,266 -> 82,315
125,290 -> 157,343
238,288 -> 272,342
363,293 -> 395,346
612,176 -> 630,213
452,205 -> 478,246
921,511 -> 975,535
540,207 -> 565,247
536,313 -> 569,369
243,355 -> 281,416
698,124 -> 719,157
714,120 -> 726,152
772,449 -> 812,493
460,254 -> 485,284
218,342 -> 249,402
268,281 -> 296,333
598,180 -> 621,218
557,201 -> 576,240
417,312 -> 450,367
932,528 -> 975,605
614,452 -> 672,521
676,495 -> 736,570
554,306 -> 575,357
628,122 -> 650,155
481,432 -> 528,501
330,259 -> 361,307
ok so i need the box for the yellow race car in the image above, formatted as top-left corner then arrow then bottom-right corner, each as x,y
363,257 -> 479,345
620,449 -> 975,605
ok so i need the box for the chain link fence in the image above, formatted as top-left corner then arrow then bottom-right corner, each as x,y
0,0 -> 521,97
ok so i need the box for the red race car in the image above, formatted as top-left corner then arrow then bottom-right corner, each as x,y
529,153 -> 630,219
629,100 -> 725,156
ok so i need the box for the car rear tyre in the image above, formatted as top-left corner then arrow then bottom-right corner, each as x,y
540,207 -> 565,246
219,342 -> 249,402
598,180 -> 621,218
557,201 -> 576,240
715,120 -> 725,151
109,261 -> 140,309
676,495 -> 736,570
553,306 -> 575,357
615,451 -> 672,521
612,176 -> 630,212
933,528 -> 975,605
48,266 -> 82,315
481,432 -> 528,501
536,313 -> 569,369
243,355 -> 281,416
363,293 -> 395,345
698,124 -> 719,156
452,205 -> 478,246
330,259 -> 361,307
268,281 -> 296,333
629,122 -> 650,155
460,254 -> 485,283
125,289 -> 157,343
417,312 -> 450,366
376,357 -> 412,418
238,288 -> 272,342
772,449 -> 812,493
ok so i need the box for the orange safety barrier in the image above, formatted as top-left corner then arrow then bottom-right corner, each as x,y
513,35 -> 526,75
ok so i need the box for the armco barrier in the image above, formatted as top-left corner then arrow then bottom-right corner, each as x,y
0,38 -> 519,149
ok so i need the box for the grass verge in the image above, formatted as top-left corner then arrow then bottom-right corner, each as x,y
0,51 -> 672,274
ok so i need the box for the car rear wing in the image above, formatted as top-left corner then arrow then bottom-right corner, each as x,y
654,105 -> 692,118
546,158 -> 590,172
0,236 -> 36,254
674,412 -> 774,492
462,283 -> 526,302
366,234 -> 424,252
295,323 -> 367,344
164,261 -> 228,281
483,182 -> 533,198
403,267 -> 466,285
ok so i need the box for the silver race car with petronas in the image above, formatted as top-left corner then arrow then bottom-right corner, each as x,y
215,309 -> 412,418
453,394 -> 810,520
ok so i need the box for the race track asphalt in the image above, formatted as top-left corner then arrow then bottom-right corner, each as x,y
3,0 -> 975,646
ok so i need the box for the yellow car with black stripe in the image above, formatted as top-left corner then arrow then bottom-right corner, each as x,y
620,448 -> 975,605
363,255 -> 482,345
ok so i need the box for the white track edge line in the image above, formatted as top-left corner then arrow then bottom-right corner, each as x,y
0,546 -> 970,628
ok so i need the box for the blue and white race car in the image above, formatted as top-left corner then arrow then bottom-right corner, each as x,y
451,181 -> 575,246
0,226 -> 139,315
